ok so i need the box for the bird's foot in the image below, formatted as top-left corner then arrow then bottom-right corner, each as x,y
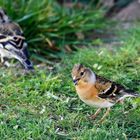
98,118 -> 106,124
89,108 -> 101,120
90,114 -> 98,120
98,107 -> 111,124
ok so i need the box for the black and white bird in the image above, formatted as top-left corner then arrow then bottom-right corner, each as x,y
0,8 -> 34,70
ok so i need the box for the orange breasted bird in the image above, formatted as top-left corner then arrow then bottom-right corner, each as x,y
71,64 -> 140,122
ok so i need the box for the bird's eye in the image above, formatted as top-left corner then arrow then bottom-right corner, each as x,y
80,71 -> 84,76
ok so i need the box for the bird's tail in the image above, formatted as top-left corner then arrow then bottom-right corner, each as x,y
123,89 -> 140,97
14,47 -> 34,71
119,89 -> 140,100
21,58 -> 34,71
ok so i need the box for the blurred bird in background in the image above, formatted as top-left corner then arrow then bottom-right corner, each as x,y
0,8 -> 34,71
71,64 -> 139,123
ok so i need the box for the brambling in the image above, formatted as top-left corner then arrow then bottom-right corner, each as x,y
0,8 -> 34,71
71,64 -> 139,122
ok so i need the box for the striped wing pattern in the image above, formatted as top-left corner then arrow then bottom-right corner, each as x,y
95,75 -> 124,100
0,21 -> 33,70
0,22 -> 25,50
0,34 -> 25,49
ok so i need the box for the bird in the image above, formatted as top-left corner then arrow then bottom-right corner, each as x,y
0,8 -> 34,71
71,64 -> 140,123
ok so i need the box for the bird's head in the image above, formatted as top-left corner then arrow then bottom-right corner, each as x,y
0,8 -> 10,23
71,64 -> 96,86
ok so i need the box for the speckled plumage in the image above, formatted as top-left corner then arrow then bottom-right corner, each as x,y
0,8 -> 33,70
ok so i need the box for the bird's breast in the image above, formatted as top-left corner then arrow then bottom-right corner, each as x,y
76,82 -> 98,99
75,82 -> 114,108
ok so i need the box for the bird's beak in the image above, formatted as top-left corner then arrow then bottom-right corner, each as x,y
73,78 -> 80,85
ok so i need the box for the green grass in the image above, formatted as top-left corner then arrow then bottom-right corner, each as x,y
0,25 -> 140,139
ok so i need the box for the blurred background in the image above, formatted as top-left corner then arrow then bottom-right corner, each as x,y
1,0 -> 139,64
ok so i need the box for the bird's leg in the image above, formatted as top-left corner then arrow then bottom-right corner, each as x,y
99,107 -> 111,123
90,108 -> 101,119
118,99 -> 125,113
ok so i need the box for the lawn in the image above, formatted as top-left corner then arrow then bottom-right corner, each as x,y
0,0 -> 140,139
0,24 -> 140,140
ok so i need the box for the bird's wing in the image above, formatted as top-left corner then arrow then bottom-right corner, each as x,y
95,75 -> 125,99
0,22 -> 25,48
0,22 -> 28,58
0,22 -> 24,36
